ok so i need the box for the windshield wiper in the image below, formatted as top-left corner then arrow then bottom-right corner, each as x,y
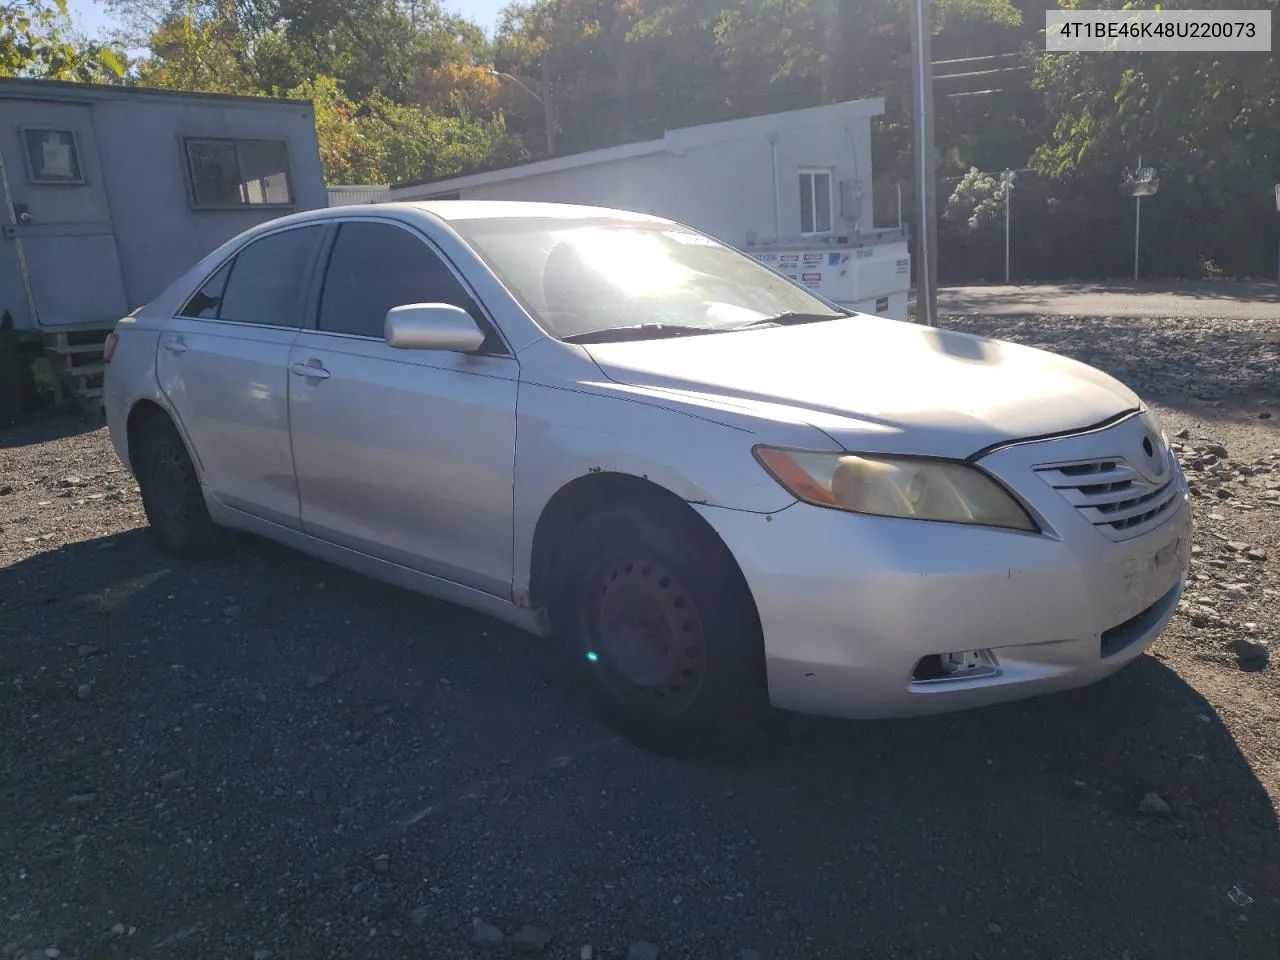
562,323 -> 722,344
731,310 -> 849,331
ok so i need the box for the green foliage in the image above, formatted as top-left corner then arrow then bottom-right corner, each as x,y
1,0 -> 126,80
12,0 -> 1276,277
945,167 -> 1007,231
291,73 -> 527,186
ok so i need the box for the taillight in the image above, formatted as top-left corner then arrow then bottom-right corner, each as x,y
103,331 -> 119,364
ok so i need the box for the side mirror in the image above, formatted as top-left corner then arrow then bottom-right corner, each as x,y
384,303 -> 486,352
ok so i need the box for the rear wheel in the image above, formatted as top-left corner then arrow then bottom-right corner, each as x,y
135,415 -> 233,559
552,499 -> 768,756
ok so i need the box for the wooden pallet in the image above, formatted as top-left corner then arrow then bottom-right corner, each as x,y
41,326 -> 112,411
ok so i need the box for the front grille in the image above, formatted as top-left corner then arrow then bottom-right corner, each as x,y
1034,456 -> 1180,541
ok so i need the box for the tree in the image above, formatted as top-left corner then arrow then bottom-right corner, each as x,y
1,0 -> 125,80
1031,0 -> 1280,277
292,72 -> 529,185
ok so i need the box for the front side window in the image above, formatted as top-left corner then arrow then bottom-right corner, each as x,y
318,221 -> 482,339
214,226 -> 323,327
24,128 -> 83,184
185,138 -> 293,208
451,216 -> 844,342
799,169 -> 833,234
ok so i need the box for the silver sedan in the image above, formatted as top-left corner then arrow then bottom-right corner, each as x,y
103,201 -> 1192,755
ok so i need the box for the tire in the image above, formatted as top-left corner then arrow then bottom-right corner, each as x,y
135,414 -> 233,559
551,498 -> 769,757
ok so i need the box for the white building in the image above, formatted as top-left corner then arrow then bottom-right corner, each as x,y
388,98 -> 910,319
328,183 -> 390,206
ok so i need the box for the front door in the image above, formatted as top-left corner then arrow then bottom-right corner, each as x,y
287,218 -> 519,599
0,99 -> 128,327
155,223 -> 325,528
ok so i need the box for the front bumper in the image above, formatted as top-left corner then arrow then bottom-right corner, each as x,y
694,415 -> 1192,719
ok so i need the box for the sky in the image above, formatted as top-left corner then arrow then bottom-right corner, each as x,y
63,0 -> 510,41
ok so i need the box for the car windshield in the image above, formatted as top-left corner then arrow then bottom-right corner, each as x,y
450,216 -> 847,342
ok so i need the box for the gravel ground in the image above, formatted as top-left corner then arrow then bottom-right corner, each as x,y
2,311 -> 1279,960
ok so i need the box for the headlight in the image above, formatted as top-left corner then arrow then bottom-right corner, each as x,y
754,446 -> 1038,532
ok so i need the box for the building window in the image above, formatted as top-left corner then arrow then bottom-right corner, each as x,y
23,128 -> 84,184
184,137 -> 293,208
799,168 -> 833,235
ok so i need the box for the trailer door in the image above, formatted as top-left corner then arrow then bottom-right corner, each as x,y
0,99 -> 128,328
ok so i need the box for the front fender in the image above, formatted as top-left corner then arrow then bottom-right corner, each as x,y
511,371 -> 841,601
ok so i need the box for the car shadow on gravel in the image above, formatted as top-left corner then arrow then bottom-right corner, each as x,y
2,530 -> 1278,960
1,408 -> 106,449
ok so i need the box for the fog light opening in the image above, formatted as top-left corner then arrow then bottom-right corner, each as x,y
911,649 -> 999,683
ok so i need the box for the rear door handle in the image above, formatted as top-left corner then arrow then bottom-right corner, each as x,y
163,337 -> 187,356
291,361 -> 331,380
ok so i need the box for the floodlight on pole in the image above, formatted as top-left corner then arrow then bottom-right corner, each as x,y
1120,156 -> 1159,281
490,69 -> 554,155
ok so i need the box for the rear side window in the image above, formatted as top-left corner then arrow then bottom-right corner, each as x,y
317,221 -> 484,339
216,225 -> 323,327
179,261 -> 232,319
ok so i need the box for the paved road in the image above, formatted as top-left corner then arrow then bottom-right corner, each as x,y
931,280 -> 1280,321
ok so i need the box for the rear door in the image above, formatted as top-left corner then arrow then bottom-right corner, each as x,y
0,99 -> 128,328
155,223 -> 326,528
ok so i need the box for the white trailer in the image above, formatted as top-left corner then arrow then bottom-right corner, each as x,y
0,79 -> 326,419
746,227 -> 910,320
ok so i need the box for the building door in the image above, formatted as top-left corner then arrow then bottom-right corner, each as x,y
0,99 -> 128,329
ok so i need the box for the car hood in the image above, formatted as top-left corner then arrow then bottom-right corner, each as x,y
582,315 -> 1141,459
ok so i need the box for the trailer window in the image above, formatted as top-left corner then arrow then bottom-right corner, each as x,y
23,128 -> 84,184
799,169 -> 832,235
185,138 -> 293,208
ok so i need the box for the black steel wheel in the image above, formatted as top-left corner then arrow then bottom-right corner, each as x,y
135,414 -> 233,559
585,549 -> 708,718
553,497 -> 768,756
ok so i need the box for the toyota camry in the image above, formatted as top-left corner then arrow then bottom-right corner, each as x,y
103,201 -> 1191,755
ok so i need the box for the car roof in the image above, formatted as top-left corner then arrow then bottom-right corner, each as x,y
262,199 -> 672,231
406,200 -> 669,223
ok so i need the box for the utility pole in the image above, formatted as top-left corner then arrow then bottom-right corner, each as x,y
539,60 -> 555,157
1003,169 -> 1014,284
1134,154 -> 1142,281
909,0 -> 939,326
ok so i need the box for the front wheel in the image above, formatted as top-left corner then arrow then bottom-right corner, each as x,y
135,415 -> 233,559
552,500 -> 769,756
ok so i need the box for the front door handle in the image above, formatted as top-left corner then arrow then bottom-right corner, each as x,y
163,337 -> 187,356
291,361 -> 331,380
